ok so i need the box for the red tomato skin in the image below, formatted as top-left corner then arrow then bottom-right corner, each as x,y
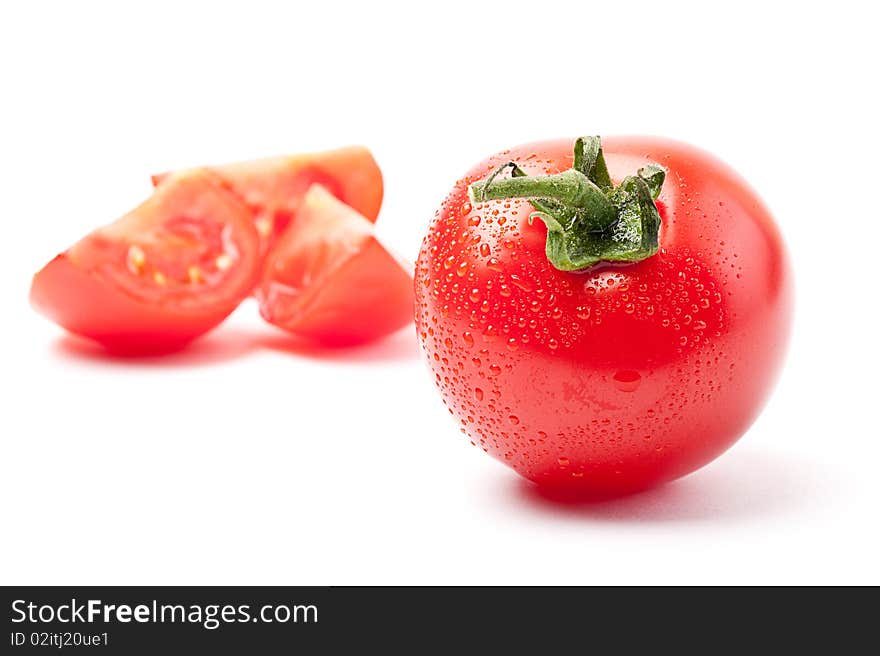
415,137 -> 793,494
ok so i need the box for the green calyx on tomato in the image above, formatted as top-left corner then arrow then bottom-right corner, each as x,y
468,136 -> 665,271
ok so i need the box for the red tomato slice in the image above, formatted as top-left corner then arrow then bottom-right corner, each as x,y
152,146 -> 383,252
30,170 -> 261,353
256,185 -> 413,346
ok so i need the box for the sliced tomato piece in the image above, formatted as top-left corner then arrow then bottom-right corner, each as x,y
256,185 -> 413,346
152,146 -> 383,252
30,170 -> 261,353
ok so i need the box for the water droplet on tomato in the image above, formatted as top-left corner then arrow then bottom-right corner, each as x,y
613,370 -> 642,392
510,274 -> 532,292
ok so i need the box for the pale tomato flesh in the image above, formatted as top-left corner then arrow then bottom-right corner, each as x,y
30,170 -> 260,352
257,185 -> 413,345
152,146 -> 383,253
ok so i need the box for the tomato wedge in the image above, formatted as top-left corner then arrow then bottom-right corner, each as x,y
256,185 -> 413,346
152,146 -> 383,253
30,170 -> 261,353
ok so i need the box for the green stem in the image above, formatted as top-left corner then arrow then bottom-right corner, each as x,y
469,168 -> 618,231
466,136 -> 666,272
471,168 -> 586,204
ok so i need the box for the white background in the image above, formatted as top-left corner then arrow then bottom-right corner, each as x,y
1,1 -> 877,585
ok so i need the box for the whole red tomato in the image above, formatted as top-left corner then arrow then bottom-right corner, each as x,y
415,136 -> 792,495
